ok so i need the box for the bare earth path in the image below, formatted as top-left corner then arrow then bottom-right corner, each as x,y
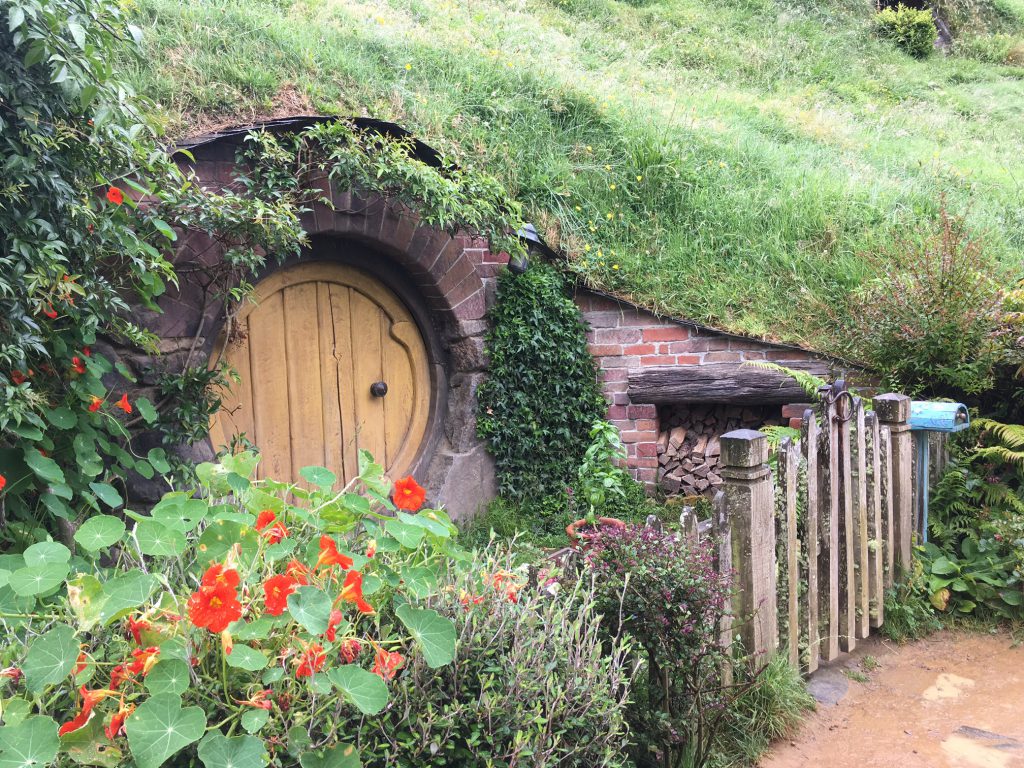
761,630 -> 1024,768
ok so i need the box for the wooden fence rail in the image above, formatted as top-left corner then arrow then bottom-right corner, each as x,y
714,391 -> 915,671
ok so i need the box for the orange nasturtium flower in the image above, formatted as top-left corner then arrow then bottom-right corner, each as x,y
128,647 -> 160,677
59,687 -> 115,736
263,574 -> 298,617
188,564 -> 242,633
73,651 -> 88,676
286,559 -> 310,586
106,187 -> 124,205
114,393 -> 132,414
339,570 -> 374,615
365,539 -> 377,559
0,475 -> 6,493
371,645 -> 405,681
392,476 -> 426,511
105,702 -> 134,740
316,536 -> 353,571
235,690 -> 273,710
125,616 -> 150,646
109,664 -> 131,690
87,395 -> 103,412
255,511 -> 289,545
294,643 -> 326,678
71,356 -> 86,375
325,609 -> 344,642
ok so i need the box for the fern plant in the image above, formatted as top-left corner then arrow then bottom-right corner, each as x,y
742,361 -> 827,401
973,418 -> 1024,467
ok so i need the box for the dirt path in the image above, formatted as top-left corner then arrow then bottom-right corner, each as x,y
761,630 -> 1024,768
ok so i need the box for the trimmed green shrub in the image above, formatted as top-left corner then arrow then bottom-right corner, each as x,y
477,263 -> 607,502
876,5 -> 938,57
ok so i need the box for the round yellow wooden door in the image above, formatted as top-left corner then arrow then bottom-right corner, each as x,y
210,262 -> 431,484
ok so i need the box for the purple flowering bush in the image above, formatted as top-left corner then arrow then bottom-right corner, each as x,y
586,524 -> 734,768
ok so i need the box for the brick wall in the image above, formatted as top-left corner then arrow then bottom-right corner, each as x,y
575,290 -> 822,489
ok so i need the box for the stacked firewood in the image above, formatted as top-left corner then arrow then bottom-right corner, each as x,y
657,404 -> 781,497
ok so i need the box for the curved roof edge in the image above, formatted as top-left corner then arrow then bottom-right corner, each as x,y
175,114 -> 855,366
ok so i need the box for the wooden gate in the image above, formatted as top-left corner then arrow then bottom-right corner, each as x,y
210,262 -> 432,484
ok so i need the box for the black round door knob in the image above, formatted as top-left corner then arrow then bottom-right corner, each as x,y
370,381 -> 388,397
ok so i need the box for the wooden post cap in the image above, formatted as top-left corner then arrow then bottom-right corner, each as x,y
872,393 -> 911,423
720,429 -> 768,467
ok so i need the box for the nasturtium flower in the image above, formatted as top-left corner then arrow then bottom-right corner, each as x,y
339,570 -> 374,615
325,609 -> 344,642
392,476 -> 426,511
106,187 -> 124,205
0,666 -> 20,683
128,647 -> 160,677
295,643 -> 326,678
263,574 -> 298,617
87,395 -> 102,412
109,664 -> 131,690
10,371 -> 26,385
339,638 -> 361,663
188,565 -> 242,633
286,559 -> 311,586
235,690 -> 273,710
71,356 -> 86,375
371,645 -> 405,681
316,535 -> 353,571
0,475 -> 5,492
220,629 -> 233,656
365,539 -> 377,559
82,346 -> 91,357
255,510 -> 276,530
59,687 -> 114,736
105,703 -> 134,740
73,651 -> 88,676
125,616 -> 150,646
255,510 -> 289,543
114,393 -> 132,414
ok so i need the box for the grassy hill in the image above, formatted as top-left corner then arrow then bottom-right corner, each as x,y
128,0 -> 1024,349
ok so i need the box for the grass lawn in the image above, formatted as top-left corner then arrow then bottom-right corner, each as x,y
128,0 -> 1024,349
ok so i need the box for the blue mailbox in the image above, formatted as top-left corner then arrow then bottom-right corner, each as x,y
909,401 -> 970,542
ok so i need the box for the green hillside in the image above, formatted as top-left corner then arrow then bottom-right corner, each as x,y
129,0 -> 1024,348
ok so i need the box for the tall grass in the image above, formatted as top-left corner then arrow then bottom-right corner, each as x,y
128,0 -> 1024,347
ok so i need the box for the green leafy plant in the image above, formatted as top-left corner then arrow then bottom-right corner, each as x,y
477,263 -> 607,502
576,419 -> 633,519
876,5 -> 939,57
880,564 -> 942,644
0,452 -> 466,767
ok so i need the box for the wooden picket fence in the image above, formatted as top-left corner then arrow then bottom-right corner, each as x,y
707,387 -> 917,673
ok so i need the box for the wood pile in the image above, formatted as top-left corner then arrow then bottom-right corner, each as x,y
657,403 -> 781,497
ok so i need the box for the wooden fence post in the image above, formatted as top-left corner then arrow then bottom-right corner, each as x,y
839,396 -> 855,653
712,490 -> 733,686
820,395 -> 840,662
779,437 -> 800,667
721,429 -> 777,661
801,409 -> 820,674
874,394 -> 913,574
852,398 -> 870,640
866,411 -> 885,628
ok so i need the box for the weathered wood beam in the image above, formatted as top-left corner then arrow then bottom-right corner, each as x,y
627,362 -> 830,405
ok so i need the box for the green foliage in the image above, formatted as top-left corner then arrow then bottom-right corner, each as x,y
836,206 -> 1005,397
876,5 -> 939,57
348,549 -> 634,766
576,419 -> 633,518
477,263 -> 606,502
880,566 -> 943,644
0,451 -> 466,768
0,0 -> 302,530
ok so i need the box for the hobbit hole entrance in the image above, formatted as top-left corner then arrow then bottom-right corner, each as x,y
209,260 -> 433,486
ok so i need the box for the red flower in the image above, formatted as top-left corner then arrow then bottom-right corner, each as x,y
0,475 -> 5,493
221,629 -> 233,656
105,703 -> 134,740
315,535 -> 353,571
263,574 -> 298,617
126,616 -> 150,646
42,303 -> 57,319
460,590 -> 484,610
295,644 -> 326,678
71,356 -> 86,375
235,690 -> 273,710
115,393 -> 132,414
73,651 -> 88,676
188,566 -> 242,633
286,559 -> 310,586
0,666 -> 21,683
59,687 -> 114,736
10,370 -> 26,385
82,346 -> 91,357
87,395 -> 103,412
255,510 -> 289,545
255,510 -> 276,530
371,645 -> 405,681
365,539 -> 377,559
109,664 -> 131,690
392,476 -> 426,511
127,647 -> 160,677
339,638 -> 361,664
106,187 -> 124,205
339,570 -> 374,615
325,609 -> 344,642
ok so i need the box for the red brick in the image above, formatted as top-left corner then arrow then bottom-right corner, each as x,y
781,404 -> 814,419
607,405 -> 627,419
643,326 -> 691,342
626,404 -> 656,419
583,311 -> 626,329
703,351 -> 742,363
766,350 -> 811,361
611,393 -> 630,405
601,368 -> 629,384
743,351 -> 766,360
619,430 -> 650,443
602,355 -> 641,369
588,344 -> 623,357
634,419 -> 657,431
789,417 -> 803,429
640,355 -> 675,366
635,454 -> 659,466
674,354 -> 701,365
593,328 -> 642,344
623,343 -> 657,355
636,467 -> 658,481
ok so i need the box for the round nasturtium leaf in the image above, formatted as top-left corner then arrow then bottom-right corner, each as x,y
125,693 -> 206,768
297,743 -> 361,768
23,541 -> 71,568
99,571 -> 158,626
88,482 -> 124,509
9,563 -> 69,597
197,732 -> 269,768
134,519 -> 186,557
24,624 -> 78,694
286,587 -> 332,636
240,708 -> 270,735
145,659 -> 191,696
395,605 -> 456,668
327,665 -> 389,715
299,465 -> 336,489
0,715 -> 60,768
74,515 -> 126,552
224,645 -> 268,672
